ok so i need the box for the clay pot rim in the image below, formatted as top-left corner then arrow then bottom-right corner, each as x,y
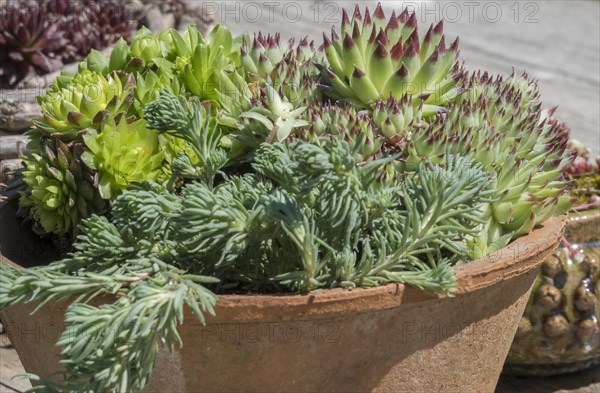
1,214 -> 567,323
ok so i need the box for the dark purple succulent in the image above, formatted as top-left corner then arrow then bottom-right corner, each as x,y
0,0 -> 139,88
67,0 -> 139,60
0,1 -> 69,87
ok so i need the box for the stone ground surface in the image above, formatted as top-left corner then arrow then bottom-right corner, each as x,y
1,1 -> 599,392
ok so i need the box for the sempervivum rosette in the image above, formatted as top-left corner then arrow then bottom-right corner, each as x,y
0,0 -> 69,87
19,139 -> 106,235
405,71 -> 573,254
69,0 -> 138,60
34,70 -> 134,140
321,4 -> 463,110
81,118 -> 164,199
226,85 -> 308,159
299,95 -> 421,159
241,33 -> 321,104
0,0 -> 138,88
301,101 -> 381,159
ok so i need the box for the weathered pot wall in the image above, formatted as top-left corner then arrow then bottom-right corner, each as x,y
0,213 -> 567,393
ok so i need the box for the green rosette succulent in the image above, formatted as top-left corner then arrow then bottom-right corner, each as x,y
129,27 -> 164,67
19,139 -> 105,235
241,33 -> 322,104
175,25 -> 243,101
34,70 -> 134,140
215,68 -> 257,126
133,70 -> 184,116
299,95 -> 422,159
82,118 -> 164,199
227,85 -> 308,159
404,72 -> 573,254
372,95 -> 421,141
301,101 -> 381,159
321,4 -> 463,110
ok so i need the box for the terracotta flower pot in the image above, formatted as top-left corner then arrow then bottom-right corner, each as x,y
0,198 -> 567,393
505,209 -> 600,376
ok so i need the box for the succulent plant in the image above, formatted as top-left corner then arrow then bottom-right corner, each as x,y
300,101 -> 382,158
0,4 -> 578,391
133,70 -> 184,116
81,118 -> 164,199
129,28 -> 164,66
241,33 -> 322,104
320,4 -> 463,110
175,24 -> 243,101
0,0 -> 138,88
19,138 -> 106,235
215,68 -> 257,125
227,85 -> 309,159
34,70 -> 135,139
403,71 -> 573,254
68,0 -> 138,61
0,1 -> 68,87
294,94 -> 424,160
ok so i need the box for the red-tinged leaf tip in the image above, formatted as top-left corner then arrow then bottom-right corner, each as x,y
353,4 -> 362,21
409,28 -> 419,47
269,37 -> 278,49
343,33 -> 356,49
374,42 -> 389,59
386,10 -> 399,30
376,28 -> 389,46
352,21 -> 361,40
363,8 -> 372,25
323,32 -> 331,47
407,12 -> 418,29
424,24 -> 433,43
390,40 -> 404,60
404,40 -> 417,58
342,8 -> 351,25
427,48 -> 440,65
368,25 -> 377,44
352,65 -> 366,78
374,2 -> 385,19
259,53 -> 269,63
398,8 -> 409,23
433,20 -> 444,35
252,37 -> 262,50
331,27 -> 339,41
449,37 -> 459,52
396,64 -> 409,79
437,36 -> 446,53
